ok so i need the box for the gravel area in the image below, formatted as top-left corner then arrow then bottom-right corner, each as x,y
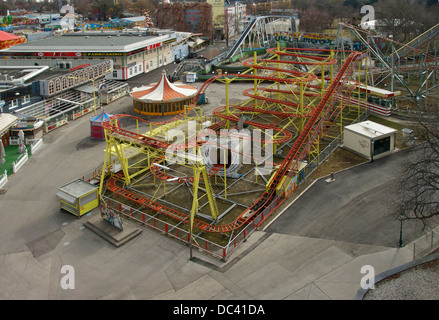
363,258 -> 439,300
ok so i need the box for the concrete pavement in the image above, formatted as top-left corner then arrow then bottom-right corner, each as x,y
1,72 -> 438,302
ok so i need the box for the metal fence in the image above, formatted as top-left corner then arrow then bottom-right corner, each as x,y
411,227 -> 439,260
81,109 -> 370,261
100,194 -> 259,261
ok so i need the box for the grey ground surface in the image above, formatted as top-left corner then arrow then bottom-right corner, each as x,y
1,47 -> 438,301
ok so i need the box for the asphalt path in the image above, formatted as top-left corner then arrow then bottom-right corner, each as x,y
266,147 -> 427,247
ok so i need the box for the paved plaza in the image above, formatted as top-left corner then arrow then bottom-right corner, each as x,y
0,62 -> 438,302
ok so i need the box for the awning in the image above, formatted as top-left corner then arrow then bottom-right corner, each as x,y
0,113 -> 20,136
188,38 -> 207,48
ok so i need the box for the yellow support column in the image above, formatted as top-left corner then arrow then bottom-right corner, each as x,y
201,167 -> 218,220
225,78 -> 230,129
98,136 -> 112,198
113,140 -> 130,185
299,82 -> 304,133
190,167 -> 201,220
254,51 -> 258,108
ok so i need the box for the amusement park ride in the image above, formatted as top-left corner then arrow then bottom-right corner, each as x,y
89,17 -> 438,261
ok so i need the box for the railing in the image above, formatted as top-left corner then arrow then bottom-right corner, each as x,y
396,23 -> 439,60
101,195 -> 257,261
12,149 -> 29,174
0,170 -> 7,189
30,138 -> 43,154
226,17 -> 258,59
411,226 -> 439,260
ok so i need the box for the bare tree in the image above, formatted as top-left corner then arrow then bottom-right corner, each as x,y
215,11 -> 236,48
375,0 -> 437,43
299,6 -> 333,33
391,106 -> 439,229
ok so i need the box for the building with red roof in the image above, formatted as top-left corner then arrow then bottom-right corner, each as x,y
131,70 -> 198,116
0,31 -> 26,49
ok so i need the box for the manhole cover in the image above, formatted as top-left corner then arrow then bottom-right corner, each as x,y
0,188 -> 8,195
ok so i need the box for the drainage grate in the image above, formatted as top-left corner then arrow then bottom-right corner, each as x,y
0,188 -> 8,195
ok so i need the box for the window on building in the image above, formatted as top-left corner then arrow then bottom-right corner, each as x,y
48,81 -> 54,95
10,99 -> 18,109
74,72 -> 80,84
55,79 -> 61,92
62,77 -> 68,90
113,70 -> 118,78
22,94 -> 30,104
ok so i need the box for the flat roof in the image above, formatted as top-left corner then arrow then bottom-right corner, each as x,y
3,31 -> 176,53
0,59 -> 110,89
0,113 -> 20,135
345,120 -> 397,139
348,81 -> 401,98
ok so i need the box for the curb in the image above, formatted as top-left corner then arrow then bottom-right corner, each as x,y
355,252 -> 439,300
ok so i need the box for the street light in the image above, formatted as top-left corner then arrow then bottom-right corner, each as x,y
68,69 -> 111,116
68,76 -> 98,116
398,213 -> 405,247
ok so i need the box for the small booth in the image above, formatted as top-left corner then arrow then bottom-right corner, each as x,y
56,179 -> 99,218
343,120 -> 397,161
9,114 -> 44,144
90,109 -> 113,140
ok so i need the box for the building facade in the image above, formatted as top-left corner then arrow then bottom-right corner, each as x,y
0,30 -> 177,80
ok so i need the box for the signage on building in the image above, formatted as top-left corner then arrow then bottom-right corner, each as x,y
83,52 -> 123,56
185,10 -> 201,33
273,32 -> 336,47
146,42 -> 162,51
37,52 -> 82,57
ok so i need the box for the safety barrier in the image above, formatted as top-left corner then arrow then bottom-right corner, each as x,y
101,195 -> 247,261
0,170 -> 7,188
12,149 -> 28,174
30,138 -> 43,154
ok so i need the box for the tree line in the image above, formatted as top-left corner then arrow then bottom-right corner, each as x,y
296,0 -> 439,42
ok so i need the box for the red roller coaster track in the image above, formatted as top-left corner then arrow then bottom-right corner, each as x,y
103,48 -> 364,234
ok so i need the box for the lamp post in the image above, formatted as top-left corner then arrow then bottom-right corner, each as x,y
68,69 -> 111,116
68,76 -> 98,116
398,213 -> 404,247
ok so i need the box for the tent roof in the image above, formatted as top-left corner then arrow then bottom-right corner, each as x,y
0,31 -> 21,42
130,71 -> 197,102
90,110 -> 112,123
0,113 -> 20,135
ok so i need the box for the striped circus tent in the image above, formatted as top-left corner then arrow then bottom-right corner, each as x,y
0,31 -> 26,49
131,71 -> 198,116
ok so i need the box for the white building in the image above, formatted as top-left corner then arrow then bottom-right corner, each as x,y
343,120 -> 397,161
0,30 -> 177,80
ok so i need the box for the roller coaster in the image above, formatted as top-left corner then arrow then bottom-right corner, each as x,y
98,46 -> 368,260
